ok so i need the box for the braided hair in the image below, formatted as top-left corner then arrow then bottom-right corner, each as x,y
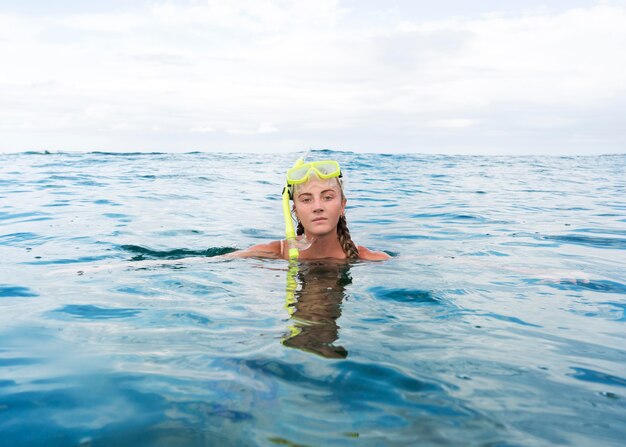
337,215 -> 359,260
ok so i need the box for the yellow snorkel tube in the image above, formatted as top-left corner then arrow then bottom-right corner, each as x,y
282,188 -> 299,260
282,158 -> 304,260
283,160 -> 301,337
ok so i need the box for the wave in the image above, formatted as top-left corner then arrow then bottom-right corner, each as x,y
540,234 -> 626,250
120,244 -> 236,260
0,285 -> 38,298
50,304 -> 141,320
369,287 -> 440,304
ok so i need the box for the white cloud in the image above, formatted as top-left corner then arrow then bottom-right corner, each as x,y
426,119 -> 478,129
149,0 -> 344,32
55,12 -> 145,33
0,1 -> 624,154
191,125 -> 216,133
258,122 -> 278,133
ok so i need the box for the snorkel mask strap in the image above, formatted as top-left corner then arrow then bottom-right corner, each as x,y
283,157 -> 304,260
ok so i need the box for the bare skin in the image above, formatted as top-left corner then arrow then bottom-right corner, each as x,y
229,177 -> 390,261
229,239 -> 389,261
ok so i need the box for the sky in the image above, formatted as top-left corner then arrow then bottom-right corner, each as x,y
0,0 -> 625,155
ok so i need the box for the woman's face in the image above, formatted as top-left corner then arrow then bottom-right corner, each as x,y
293,177 -> 346,237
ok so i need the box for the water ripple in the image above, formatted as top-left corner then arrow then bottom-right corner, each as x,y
369,287 -> 440,304
0,285 -> 38,298
120,244 -> 235,260
541,234 -> 626,249
568,367 -> 626,388
0,211 -> 52,223
50,305 -> 142,320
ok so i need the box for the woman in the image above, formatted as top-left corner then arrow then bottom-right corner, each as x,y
232,158 -> 390,261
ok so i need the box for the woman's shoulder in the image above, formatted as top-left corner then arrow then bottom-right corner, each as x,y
357,245 -> 391,261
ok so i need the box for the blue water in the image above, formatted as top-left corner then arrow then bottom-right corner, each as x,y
1,151 -> 625,446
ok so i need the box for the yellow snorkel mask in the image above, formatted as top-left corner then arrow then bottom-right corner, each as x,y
282,158 -> 342,260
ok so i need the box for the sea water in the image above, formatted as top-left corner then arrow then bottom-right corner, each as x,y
0,151 -> 624,446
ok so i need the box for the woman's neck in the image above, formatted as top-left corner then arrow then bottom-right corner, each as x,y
300,231 -> 345,259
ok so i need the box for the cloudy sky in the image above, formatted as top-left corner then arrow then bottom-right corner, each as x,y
1,0 -> 624,154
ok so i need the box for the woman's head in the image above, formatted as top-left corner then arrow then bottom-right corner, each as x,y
286,160 -> 359,260
292,173 -> 346,238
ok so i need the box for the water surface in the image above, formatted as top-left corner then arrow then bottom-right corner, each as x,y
1,151 -> 625,446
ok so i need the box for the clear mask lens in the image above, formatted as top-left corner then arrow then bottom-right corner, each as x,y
315,162 -> 340,176
287,165 -> 313,183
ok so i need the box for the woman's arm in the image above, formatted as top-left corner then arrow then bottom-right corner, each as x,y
357,245 -> 391,261
225,240 -> 284,259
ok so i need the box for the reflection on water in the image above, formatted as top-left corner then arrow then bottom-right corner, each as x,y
282,261 -> 352,359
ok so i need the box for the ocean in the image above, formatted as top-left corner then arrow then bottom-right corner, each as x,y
1,150 -> 625,446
